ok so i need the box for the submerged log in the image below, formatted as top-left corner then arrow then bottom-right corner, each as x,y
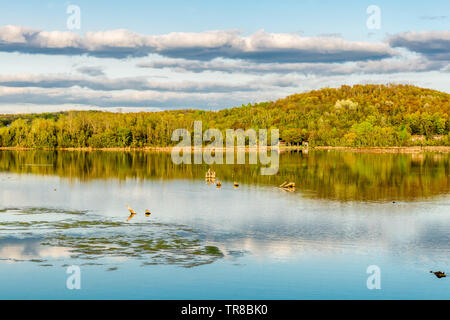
430,271 -> 447,279
206,169 -> 217,185
205,169 -> 216,179
285,182 -> 296,188
279,181 -> 288,188
279,182 -> 296,191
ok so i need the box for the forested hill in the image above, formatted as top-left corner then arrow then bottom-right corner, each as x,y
0,84 -> 449,148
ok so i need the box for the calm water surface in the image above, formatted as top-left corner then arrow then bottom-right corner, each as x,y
0,150 -> 449,299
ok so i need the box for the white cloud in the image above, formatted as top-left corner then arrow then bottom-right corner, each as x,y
0,26 -> 448,112
0,85 -> 282,109
0,25 -> 396,62
1,70 -> 448,112
0,73 -> 292,93
138,56 -> 447,75
387,31 -> 450,61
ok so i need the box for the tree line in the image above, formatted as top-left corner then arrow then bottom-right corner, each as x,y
0,84 -> 449,148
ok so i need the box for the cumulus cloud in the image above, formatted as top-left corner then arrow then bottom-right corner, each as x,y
0,25 -> 396,62
138,56 -> 447,75
0,73 -> 290,93
387,31 -> 450,61
0,86 -> 278,108
1,71 -> 449,111
0,25 -> 448,113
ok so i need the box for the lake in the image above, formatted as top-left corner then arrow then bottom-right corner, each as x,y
0,150 -> 449,299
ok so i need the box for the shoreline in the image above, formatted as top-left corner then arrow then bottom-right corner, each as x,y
314,146 -> 450,153
1,146 -> 450,153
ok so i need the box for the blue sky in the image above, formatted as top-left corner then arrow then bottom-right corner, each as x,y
1,1 -> 448,36
0,0 -> 448,113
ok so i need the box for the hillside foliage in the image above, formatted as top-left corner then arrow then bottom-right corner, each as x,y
0,84 -> 449,148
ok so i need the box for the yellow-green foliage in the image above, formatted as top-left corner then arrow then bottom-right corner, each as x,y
0,84 -> 449,148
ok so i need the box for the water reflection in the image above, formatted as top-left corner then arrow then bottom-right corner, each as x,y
0,150 -> 449,201
0,150 -> 449,299
0,238 -> 70,262
0,207 -> 224,268
2,200 -> 449,269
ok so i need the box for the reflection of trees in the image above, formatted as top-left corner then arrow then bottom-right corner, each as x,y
0,150 -> 449,201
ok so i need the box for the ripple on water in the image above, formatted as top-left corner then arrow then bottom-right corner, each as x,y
0,207 -> 225,268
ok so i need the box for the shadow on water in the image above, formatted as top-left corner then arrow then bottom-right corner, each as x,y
0,149 -> 449,201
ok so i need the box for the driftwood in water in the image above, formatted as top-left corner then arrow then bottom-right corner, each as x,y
279,181 -> 296,192
280,181 -> 295,188
206,169 -> 217,185
430,271 -> 447,279
205,169 -> 216,178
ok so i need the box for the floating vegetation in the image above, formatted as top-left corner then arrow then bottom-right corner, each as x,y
0,207 -> 88,216
0,207 -> 226,268
46,227 -> 224,267
203,246 -> 224,257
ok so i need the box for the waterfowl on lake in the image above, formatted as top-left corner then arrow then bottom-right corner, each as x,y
430,271 -> 447,278
145,209 -> 151,217
234,182 -> 239,188
126,205 -> 137,222
216,181 -> 222,188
